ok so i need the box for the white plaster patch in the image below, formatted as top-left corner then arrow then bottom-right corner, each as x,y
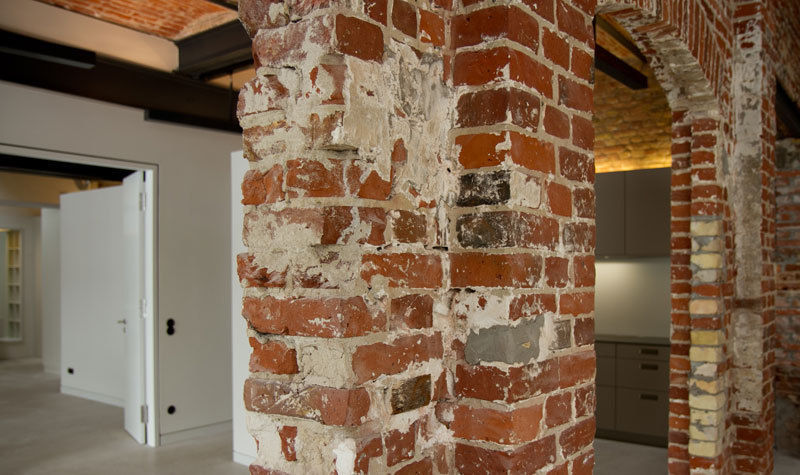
333,439 -> 356,475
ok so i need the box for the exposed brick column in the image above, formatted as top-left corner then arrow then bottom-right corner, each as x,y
728,1 -> 777,473
237,0 -> 452,472
668,109 -> 694,474
447,0 -> 596,473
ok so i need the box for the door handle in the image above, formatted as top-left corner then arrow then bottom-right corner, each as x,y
117,318 -> 127,333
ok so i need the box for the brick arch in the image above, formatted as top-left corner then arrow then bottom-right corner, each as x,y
595,2 -> 736,473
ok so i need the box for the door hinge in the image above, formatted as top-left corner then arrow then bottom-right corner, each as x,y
140,298 -> 147,318
140,404 -> 148,423
139,192 -> 146,212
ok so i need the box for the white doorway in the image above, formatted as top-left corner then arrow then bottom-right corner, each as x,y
1,144 -> 158,446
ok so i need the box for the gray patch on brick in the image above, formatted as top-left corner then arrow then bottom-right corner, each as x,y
549,320 -> 571,350
465,316 -> 544,364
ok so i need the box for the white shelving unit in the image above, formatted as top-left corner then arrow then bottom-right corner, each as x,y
3,230 -> 22,341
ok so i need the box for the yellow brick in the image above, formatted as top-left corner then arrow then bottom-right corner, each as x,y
689,439 -> 723,457
690,408 -> 725,426
692,378 -> 723,394
690,220 -> 723,236
691,330 -> 724,345
689,299 -> 719,315
690,346 -> 723,363
690,423 -> 722,441
691,253 -> 722,269
690,392 -> 725,410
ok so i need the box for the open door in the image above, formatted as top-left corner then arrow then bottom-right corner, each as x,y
60,171 -> 147,443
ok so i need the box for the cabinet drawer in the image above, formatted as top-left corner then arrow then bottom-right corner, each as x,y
596,385 -> 615,431
615,388 -> 668,437
617,343 -> 669,362
596,342 -> 616,358
597,356 -> 615,386
616,358 -> 668,391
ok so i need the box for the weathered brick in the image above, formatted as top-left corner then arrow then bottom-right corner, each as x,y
451,252 -> 542,288
454,436 -> 556,473
559,417 -> 595,456
244,378 -> 370,426
457,88 -> 540,130
455,358 -> 559,402
249,337 -> 299,374
278,426 -> 297,461
386,420 -> 418,466
457,170 -> 511,206
362,253 -> 443,288
352,332 -> 443,383
336,15 -> 384,62
452,6 -> 538,52
392,374 -> 432,414
391,294 -> 434,330
420,10 -> 445,46
286,159 -> 344,197
392,0 -> 417,38
242,296 -> 386,337
452,403 -> 542,444
237,253 -> 287,288
545,392 -> 572,428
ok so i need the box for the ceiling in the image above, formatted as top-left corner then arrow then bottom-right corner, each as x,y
36,0 -> 239,41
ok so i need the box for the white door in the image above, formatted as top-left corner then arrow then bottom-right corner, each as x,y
60,172 -> 147,443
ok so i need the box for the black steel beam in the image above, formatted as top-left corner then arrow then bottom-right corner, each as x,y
0,30 -> 240,132
204,0 -> 238,10
0,153 -> 133,181
595,44 -> 648,90
176,20 -> 252,78
596,16 -> 648,64
0,30 -> 95,69
777,81 -> 800,138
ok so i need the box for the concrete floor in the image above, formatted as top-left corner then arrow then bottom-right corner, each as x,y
2,358 -> 799,474
0,358 -> 246,475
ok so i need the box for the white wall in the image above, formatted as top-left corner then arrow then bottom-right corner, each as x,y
0,212 -> 41,360
41,209 -> 60,375
0,80 -> 241,439
595,257 -> 671,338
231,152 -> 257,465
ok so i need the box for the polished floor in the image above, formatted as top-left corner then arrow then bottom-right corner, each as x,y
1,359 -> 799,474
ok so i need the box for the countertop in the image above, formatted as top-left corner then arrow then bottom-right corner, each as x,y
595,334 -> 670,346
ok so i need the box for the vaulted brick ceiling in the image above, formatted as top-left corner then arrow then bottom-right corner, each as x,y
36,0 -> 239,40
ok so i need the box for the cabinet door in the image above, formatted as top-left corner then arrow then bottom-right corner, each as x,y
615,388 -> 669,437
624,168 -> 670,256
596,385 -> 615,430
596,172 -> 625,256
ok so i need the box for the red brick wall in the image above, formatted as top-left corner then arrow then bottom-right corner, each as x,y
775,139 -> 800,456
770,0 -> 800,108
593,64 -> 671,173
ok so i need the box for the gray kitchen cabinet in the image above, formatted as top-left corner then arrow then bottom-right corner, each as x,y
595,338 -> 669,447
595,167 -> 671,257
595,172 -> 626,256
625,168 -> 671,256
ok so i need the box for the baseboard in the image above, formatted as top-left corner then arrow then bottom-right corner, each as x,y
60,385 -> 123,407
159,420 -> 232,446
233,451 -> 256,467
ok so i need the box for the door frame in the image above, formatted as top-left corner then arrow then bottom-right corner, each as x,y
0,143 -> 160,447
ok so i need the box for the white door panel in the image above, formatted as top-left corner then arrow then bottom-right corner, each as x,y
60,172 -> 146,443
